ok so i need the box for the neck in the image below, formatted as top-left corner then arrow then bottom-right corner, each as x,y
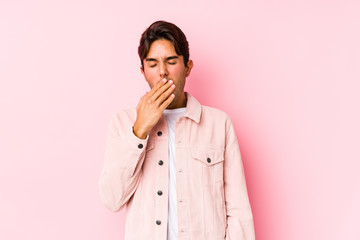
166,91 -> 187,109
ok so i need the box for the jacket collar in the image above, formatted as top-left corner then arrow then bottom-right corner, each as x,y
184,92 -> 201,123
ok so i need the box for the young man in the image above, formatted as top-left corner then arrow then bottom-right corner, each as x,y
98,20 -> 255,240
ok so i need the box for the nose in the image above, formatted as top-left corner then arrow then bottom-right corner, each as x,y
159,62 -> 168,78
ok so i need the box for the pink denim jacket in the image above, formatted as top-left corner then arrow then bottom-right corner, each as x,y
98,92 -> 255,240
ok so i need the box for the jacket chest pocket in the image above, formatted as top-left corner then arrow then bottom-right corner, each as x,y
190,146 -> 225,187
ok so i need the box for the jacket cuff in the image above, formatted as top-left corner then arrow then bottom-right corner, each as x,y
129,126 -> 149,151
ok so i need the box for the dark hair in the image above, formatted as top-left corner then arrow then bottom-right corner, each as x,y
138,20 -> 189,69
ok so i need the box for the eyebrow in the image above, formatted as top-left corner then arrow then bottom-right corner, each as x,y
145,56 -> 179,62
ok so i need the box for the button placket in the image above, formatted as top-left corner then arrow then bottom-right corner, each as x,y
150,119 -> 168,238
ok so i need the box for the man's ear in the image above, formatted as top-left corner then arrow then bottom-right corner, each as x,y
185,59 -> 193,77
140,65 -> 145,76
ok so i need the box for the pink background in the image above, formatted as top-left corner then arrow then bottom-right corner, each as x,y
1,0 -> 359,239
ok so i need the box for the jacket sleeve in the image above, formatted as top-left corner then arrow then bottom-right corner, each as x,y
98,112 -> 149,212
224,115 -> 255,239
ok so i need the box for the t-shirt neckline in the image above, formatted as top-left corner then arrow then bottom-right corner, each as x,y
163,107 -> 186,114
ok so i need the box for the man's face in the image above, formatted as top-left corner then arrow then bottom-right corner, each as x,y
140,39 -> 193,108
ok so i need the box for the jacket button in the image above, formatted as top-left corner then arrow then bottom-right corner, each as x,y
156,220 -> 161,225
158,160 -> 163,165
157,131 -> 162,136
157,190 -> 163,196
207,157 -> 211,163
138,144 -> 143,149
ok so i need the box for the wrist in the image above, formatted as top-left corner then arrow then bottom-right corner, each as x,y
133,123 -> 148,140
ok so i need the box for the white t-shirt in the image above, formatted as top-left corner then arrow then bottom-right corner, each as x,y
163,107 -> 186,240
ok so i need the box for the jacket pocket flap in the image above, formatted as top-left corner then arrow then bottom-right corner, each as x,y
191,147 -> 224,166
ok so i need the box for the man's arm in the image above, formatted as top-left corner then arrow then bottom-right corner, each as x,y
98,78 -> 175,212
98,113 -> 149,212
224,115 -> 255,239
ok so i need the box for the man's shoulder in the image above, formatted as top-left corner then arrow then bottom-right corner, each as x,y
201,104 -> 230,120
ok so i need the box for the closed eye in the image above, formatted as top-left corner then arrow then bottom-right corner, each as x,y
149,62 -> 176,67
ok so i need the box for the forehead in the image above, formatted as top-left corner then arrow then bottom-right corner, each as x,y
146,39 -> 178,58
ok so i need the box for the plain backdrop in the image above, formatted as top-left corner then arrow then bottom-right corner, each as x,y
1,0 -> 359,239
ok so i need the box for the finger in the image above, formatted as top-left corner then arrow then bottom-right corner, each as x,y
159,93 -> 175,111
148,78 -> 168,98
151,79 -> 174,102
155,83 -> 175,106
